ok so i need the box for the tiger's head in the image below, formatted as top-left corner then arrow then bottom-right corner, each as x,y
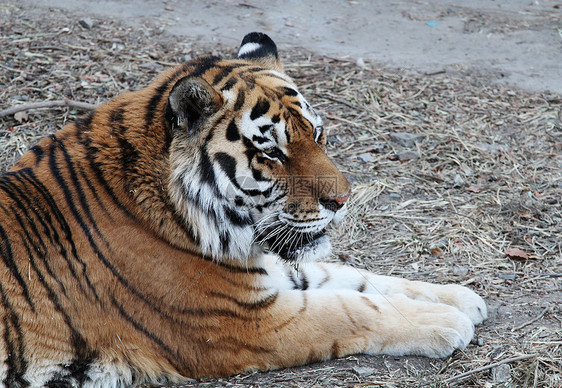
166,33 -> 350,263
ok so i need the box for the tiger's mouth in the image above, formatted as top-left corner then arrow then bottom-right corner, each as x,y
258,229 -> 330,262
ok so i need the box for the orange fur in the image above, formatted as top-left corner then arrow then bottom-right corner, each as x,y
0,34 -> 486,387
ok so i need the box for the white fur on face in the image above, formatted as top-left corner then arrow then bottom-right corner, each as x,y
169,74 -> 341,263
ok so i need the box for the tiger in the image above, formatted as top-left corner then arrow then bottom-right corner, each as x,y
0,32 -> 487,387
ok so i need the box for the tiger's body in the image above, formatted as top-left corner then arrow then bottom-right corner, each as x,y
0,33 -> 487,387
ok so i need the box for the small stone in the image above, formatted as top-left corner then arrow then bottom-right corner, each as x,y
492,364 -> 511,383
453,267 -> 469,276
78,17 -> 94,29
356,57 -> 366,68
498,273 -> 516,280
389,192 -> 401,199
352,366 -> 375,377
478,142 -> 509,153
453,174 -> 465,186
397,150 -> 420,161
358,153 -> 374,163
389,132 -> 425,147
14,111 -> 29,123
139,62 -> 163,71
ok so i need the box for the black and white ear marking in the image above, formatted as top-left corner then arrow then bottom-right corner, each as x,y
237,32 -> 282,72
167,77 -> 223,133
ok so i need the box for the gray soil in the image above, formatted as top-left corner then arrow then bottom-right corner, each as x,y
22,0 -> 562,93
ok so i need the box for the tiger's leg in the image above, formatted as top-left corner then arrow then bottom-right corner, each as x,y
226,286 -> 476,374
260,255 -> 487,325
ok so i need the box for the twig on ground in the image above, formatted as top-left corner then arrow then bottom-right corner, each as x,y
512,307 -> 550,332
0,100 -> 98,117
314,93 -> 360,111
443,354 -> 538,384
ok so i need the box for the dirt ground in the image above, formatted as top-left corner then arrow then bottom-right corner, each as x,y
18,0 -> 562,94
1,0 -> 561,387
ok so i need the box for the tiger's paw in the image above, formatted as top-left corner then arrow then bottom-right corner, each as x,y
426,283 -> 488,325
370,294 -> 476,359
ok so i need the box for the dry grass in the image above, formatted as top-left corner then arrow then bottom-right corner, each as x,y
1,1 -> 561,387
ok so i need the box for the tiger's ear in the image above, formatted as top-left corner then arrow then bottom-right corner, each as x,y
167,77 -> 223,133
237,32 -> 282,72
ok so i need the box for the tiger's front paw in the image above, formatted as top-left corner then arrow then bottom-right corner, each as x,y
371,295 -> 476,358
429,284 -> 488,325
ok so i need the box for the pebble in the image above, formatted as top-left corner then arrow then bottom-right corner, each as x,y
453,173 -> 465,186
453,267 -> 469,276
478,142 -> 509,153
356,57 -> 366,68
389,132 -> 426,147
352,366 -> 375,377
78,17 -> 94,29
397,150 -> 420,161
358,153 -> 374,163
498,273 -> 516,280
492,364 -> 511,383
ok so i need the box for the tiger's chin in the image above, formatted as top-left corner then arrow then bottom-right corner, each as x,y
265,233 -> 332,263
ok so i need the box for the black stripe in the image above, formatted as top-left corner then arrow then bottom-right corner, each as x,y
287,106 -> 314,133
144,62 -> 195,130
208,291 -> 278,310
219,231 -> 230,252
357,282 -> 367,293
287,270 -> 300,290
198,149 -> 220,195
78,167 -> 112,219
258,124 -> 273,134
252,135 -> 269,144
224,206 -> 252,227
145,81 -> 173,130
76,119 -> 135,219
29,144 -> 44,164
301,272 -> 309,290
260,192 -> 287,210
215,152 -> 237,182
212,65 -> 237,85
221,77 -> 237,91
225,119 -> 240,142
110,105 -> 140,194
20,232 -> 97,379
10,206 -> 68,297
251,167 -> 270,182
17,169 -> 101,301
0,186 -> 38,310
110,294 -> 185,373
200,254 -> 268,275
52,137 -> 105,242
74,112 -> 94,133
234,90 -> 246,111
250,98 -> 271,120
0,282 -> 28,387
278,86 -> 298,96
189,56 -> 221,78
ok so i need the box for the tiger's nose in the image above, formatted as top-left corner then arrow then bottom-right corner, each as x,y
319,190 -> 351,212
